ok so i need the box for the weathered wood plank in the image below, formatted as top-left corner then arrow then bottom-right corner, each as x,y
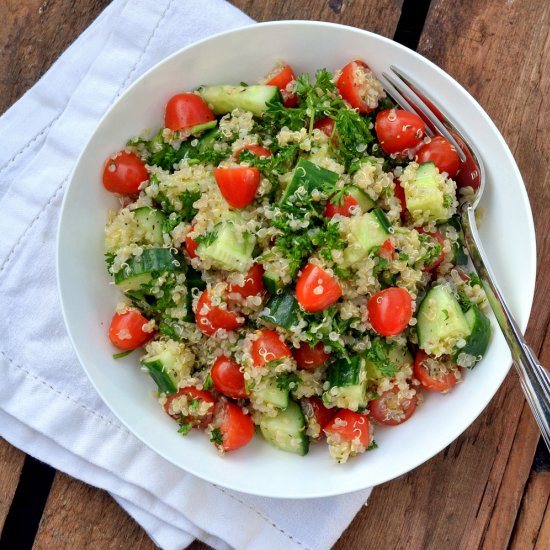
32,473 -> 156,550
229,0 -> 404,36
0,0 -> 111,114
0,438 -> 26,534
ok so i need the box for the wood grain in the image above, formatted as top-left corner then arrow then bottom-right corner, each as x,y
33,473 -> 155,550
0,438 -> 26,533
1,0 -> 549,549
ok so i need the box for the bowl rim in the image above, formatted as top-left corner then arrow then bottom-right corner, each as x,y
57,19 -> 537,498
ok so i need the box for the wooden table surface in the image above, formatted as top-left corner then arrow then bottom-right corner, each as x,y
1,1 -> 549,548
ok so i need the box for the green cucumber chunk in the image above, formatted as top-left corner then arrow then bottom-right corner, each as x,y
198,85 -> 281,116
323,356 -> 367,410
346,185 -> 376,212
253,378 -> 290,410
262,271 -> 284,295
281,159 -> 339,207
133,207 -> 166,245
454,305 -> 491,366
259,400 -> 309,456
261,291 -> 299,329
197,220 -> 255,272
114,248 -> 184,291
417,285 -> 471,355
141,350 -> 178,395
341,208 -> 391,267
404,161 -> 450,222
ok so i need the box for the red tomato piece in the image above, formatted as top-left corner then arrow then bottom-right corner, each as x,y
102,151 -> 149,195
211,355 -> 248,399
109,310 -> 154,350
163,386 -> 215,429
265,64 -> 298,107
324,409 -> 372,447
367,287 -> 412,336
251,330 -> 292,367
323,193 -> 359,218
303,396 -> 336,431
414,350 -> 462,393
369,387 -> 417,426
378,239 -> 395,261
296,263 -> 342,312
195,291 -> 242,336
213,167 -> 260,208
336,60 -> 380,114
227,264 -> 265,303
313,117 -> 337,143
415,136 -> 460,178
235,144 -> 271,160
164,92 -> 215,132
211,399 -> 255,452
185,225 -> 199,259
418,229 -> 446,271
293,342 -> 331,369
393,179 -> 407,213
375,109 -> 426,154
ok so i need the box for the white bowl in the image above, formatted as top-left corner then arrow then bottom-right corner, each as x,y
57,21 -> 536,498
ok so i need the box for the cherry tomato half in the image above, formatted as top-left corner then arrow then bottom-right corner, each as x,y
235,144 -> 271,161
378,239 -> 395,262
324,409 -> 372,447
336,60 -> 380,114
211,400 -> 255,452
213,167 -> 260,209
195,291 -> 242,336
251,330 -> 292,368
375,109 -> 426,154
163,386 -> 215,429
227,264 -> 265,303
415,136 -> 460,178
164,92 -> 215,132
293,342 -> 331,369
323,193 -> 359,218
369,387 -> 417,426
185,225 -> 199,259
302,396 -> 336,432
313,117 -> 337,144
102,151 -> 149,195
265,64 -> 298,107
211,355 -> 248,399
109,310 -> 154,350
414,350 -> 462,393
367,287 -> 412,336
296,263 -> 342,312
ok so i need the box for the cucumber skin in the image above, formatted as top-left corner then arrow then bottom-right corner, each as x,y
455,305 -> 491,365
261,291 -> 299,329
346,185 -> 376,212
327,356 -> 363,387
416,285 -> 471,353
281,159 -> 339,207
198,85 -> 281,116
262,272 -> 283,295
142,359 -> 178,395
259,400 -> 309,456
114,248 -> 184,289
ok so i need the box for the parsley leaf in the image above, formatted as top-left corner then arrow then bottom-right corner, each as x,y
210,427 -> 224,445
276,372 -> 302,392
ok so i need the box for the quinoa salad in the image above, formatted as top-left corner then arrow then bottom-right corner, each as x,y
102,60 -> 491,463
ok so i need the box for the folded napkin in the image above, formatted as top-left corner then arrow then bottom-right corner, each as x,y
0,1 -> 372,548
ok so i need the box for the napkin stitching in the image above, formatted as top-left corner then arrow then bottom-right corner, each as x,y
0,114 -> 60,177
0,348 -> 128,433
215,486 -> 312,549
0,176 -> 67,276
115,0 -> 176,98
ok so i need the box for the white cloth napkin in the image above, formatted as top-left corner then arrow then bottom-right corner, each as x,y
0,1 -> 372,548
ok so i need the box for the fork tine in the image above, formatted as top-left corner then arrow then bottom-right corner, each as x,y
378,75 -> 434,137
383,68 -> 467,163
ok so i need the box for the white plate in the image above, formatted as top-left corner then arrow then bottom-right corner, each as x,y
57,21 -> 536,498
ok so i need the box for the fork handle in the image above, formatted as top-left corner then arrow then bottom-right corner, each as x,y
461,204 -> 550,451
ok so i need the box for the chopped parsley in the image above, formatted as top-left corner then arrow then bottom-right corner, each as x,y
276,372 -> 302,392
210,427 -> 224,446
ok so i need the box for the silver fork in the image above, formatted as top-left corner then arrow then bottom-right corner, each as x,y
380,66 -> 550,451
